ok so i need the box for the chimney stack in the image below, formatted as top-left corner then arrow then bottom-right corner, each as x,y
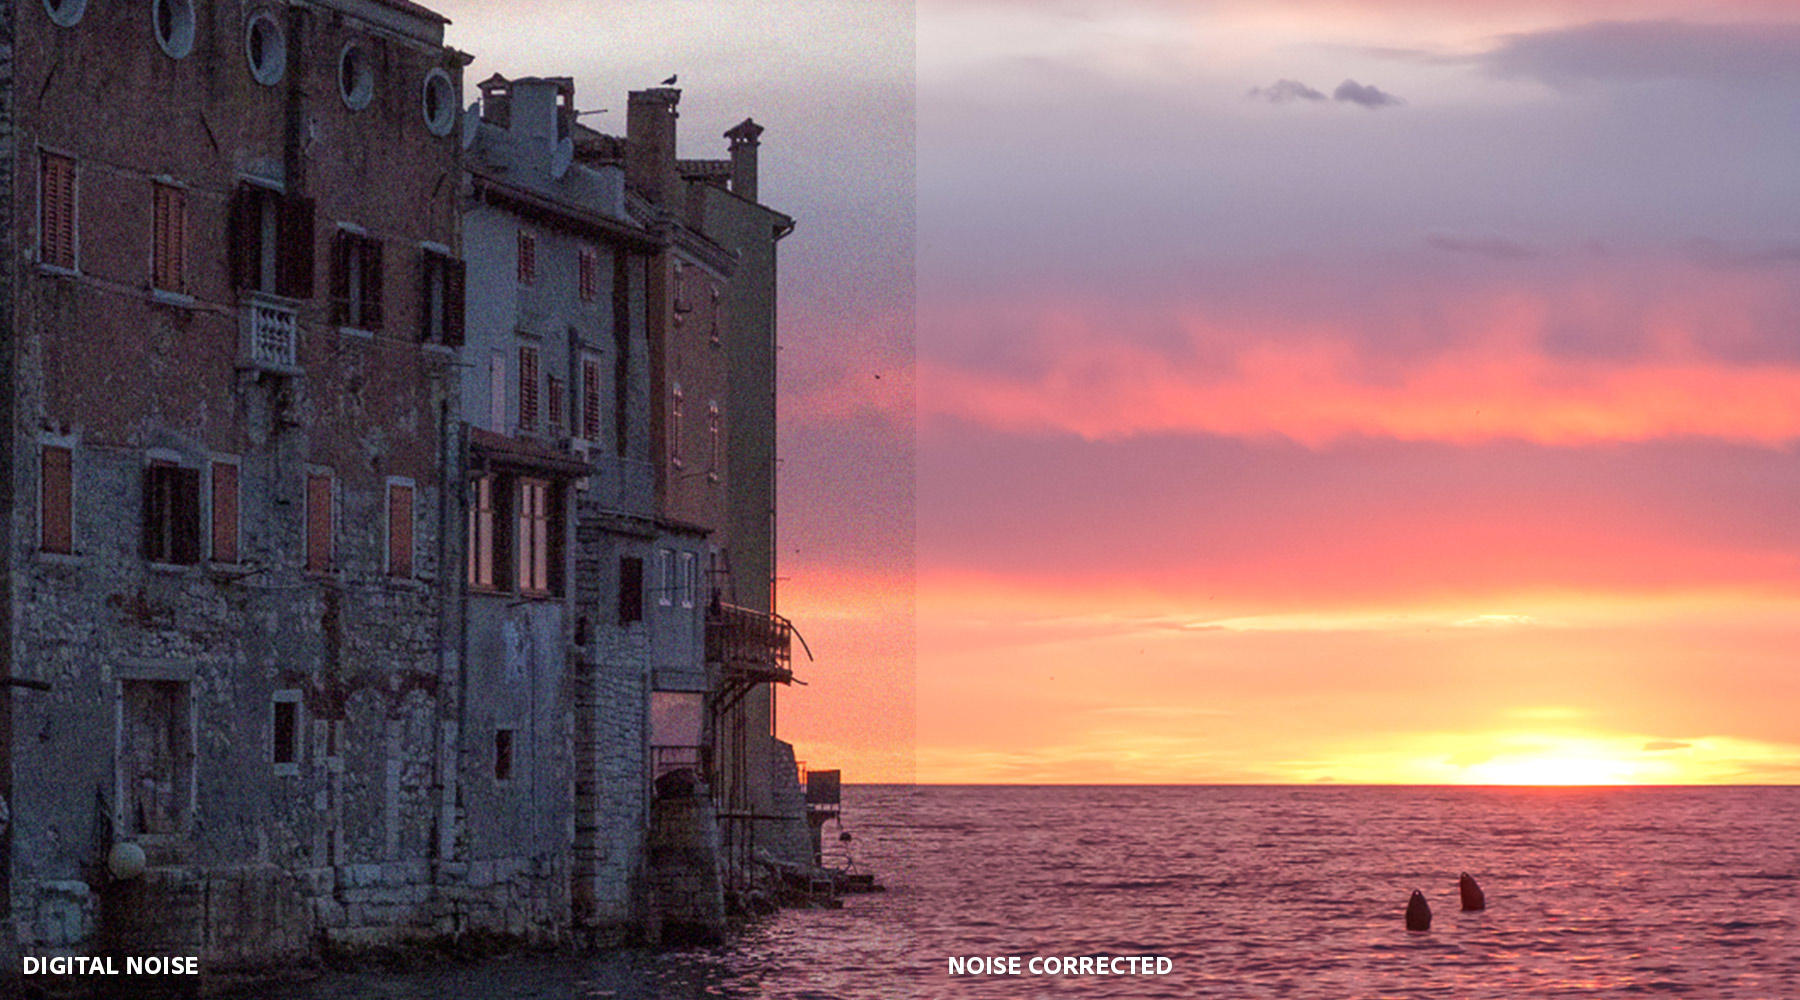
478,73 -> 511,128
724,118 -> 763,202
627,88 -> 681,205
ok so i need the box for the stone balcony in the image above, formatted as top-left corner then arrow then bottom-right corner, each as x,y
240,292 -> 301,375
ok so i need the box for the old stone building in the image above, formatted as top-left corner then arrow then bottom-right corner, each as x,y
0,0 -> 470,970
0,0 -> 819,978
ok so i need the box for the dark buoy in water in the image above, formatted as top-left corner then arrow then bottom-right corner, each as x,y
1405,889 -> 1432,931
1459,872 -> 1486,911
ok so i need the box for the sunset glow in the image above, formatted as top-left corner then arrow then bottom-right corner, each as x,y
909,0 -> 1800,785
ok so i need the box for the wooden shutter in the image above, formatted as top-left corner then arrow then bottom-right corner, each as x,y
306,473 -> 332,572
582,358 -> 602,442
443,258 -> 466,347
211,462 -> 239,563
40,153 -> 77,269
329,232 -> 352,325
361,236 -> 384,330
518,346 -> 539,431
228,184 -> 257,291
41,446 -> 73,554
153,185 -> 185,294
171,467 -> 202,565
142,466 -> 164,561
417,253 -> 436,342
276,195 -> 316,298
388,484 -> 414,578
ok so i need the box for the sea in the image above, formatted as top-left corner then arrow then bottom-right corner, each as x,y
258,785 -> 1800,999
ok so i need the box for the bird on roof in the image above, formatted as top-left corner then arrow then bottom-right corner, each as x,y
661,74 -> 678,86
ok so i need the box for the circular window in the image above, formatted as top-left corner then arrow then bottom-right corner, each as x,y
44,0 -> 87,27
422,69 -> 456,137
339,43 -> 375,111
154,0 -> 196,59
245,12 -> 286,86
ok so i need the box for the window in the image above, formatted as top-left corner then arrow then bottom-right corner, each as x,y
419,250 -> 465,345
142,462 -> 201,565
488,349 -> 507,431
546,376 -> 565,436
581,356 -> 603,442
467,475 -> 496,588
152,183 -> 186,294
494,729 -> 514,782
229,183 -> 315,298
272,693 -> 302,773
516,477 -> 552,594
153,0 -> 195,59
339,43 -> 374,110
330,230 -> 383,330
672,260 -> 690,313
422,69 -> 457,136
670,384 -> 685,467
518,345 -> 540,431
679,551 -> 697,608
517,230 -> 537,285
657,548 -> 675,607
245,12 -> 286,86
41,445 -> 73,554
40,152 -> 77,271
44,0 -> 87,28
305,472 -> 333,572
578,248 -> 599,302
707,401 -> 721,477
619,556 -> 644,624
120,679 -> 192,836
211,461 -> 239,563
387,482 -> 414,578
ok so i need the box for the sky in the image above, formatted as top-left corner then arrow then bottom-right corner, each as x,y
430,0 -> 918,782
916,0 -> 1800,784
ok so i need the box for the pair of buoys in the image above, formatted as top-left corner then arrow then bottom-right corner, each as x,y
1405,873 -> 1485,931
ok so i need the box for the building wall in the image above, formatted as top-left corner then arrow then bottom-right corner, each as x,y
4,0 -> 466,966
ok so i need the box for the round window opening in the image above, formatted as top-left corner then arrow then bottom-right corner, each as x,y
422,70 -> 457,137
44,0 -> 87,28
154,0 -> 196,59
339,44 -> 375,111
246,13 -> 287,86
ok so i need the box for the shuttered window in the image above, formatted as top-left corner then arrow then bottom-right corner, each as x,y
229,183 -> 315,298
40,152 -> 77,270
467,474 -> 496,588
517,230 -> 537,285
670,385 -> 685,467
153,183 -> 186,294
41,446 -> 73,554
546,376 -> 565,435
581,357 -> 603,442
143,463 -> 202,565
619,556 -> 644,624
419,250 -> 466,346
387,483 -> 414,578
211,461 -> 239,563
516,478 -> 551,594
330,230 -> 383,329
305,472 -> 333,572
518,346 -> 540,431
578,247 -> 599,302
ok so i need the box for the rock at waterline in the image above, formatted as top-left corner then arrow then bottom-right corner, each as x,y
1405,889 -> 1432,931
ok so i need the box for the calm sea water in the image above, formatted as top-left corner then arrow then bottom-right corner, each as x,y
259,785 -> 1800,999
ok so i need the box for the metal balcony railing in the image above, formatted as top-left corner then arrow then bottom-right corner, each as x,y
705,602 -> 793,684
241,292 -> 300,374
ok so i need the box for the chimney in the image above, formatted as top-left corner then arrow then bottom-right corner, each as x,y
627,87 -> 681,205
724,118 -> 763,202
478,73 -> 511,128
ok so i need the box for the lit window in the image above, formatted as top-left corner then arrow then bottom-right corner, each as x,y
152,183 -> 186,294
467,474 -> 496,589
516,478 -> 552,594
39,152 -> 77,271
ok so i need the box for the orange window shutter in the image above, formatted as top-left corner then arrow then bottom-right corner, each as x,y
41,446 -> 73,554
306,473 -> 332,571
211,462 -> 239,563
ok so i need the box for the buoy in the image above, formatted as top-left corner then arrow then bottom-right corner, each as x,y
1405,889 -> 1431,931
1460,872 -> 1486,911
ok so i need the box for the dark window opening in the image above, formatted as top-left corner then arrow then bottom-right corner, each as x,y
494,729 -> 515,782
330,230 -> 384,330
273,699 -> 299,766
229,183 -> 314,298
619,556 -> 644,624
142,462 -> 201,565
419,249 -> 465,345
